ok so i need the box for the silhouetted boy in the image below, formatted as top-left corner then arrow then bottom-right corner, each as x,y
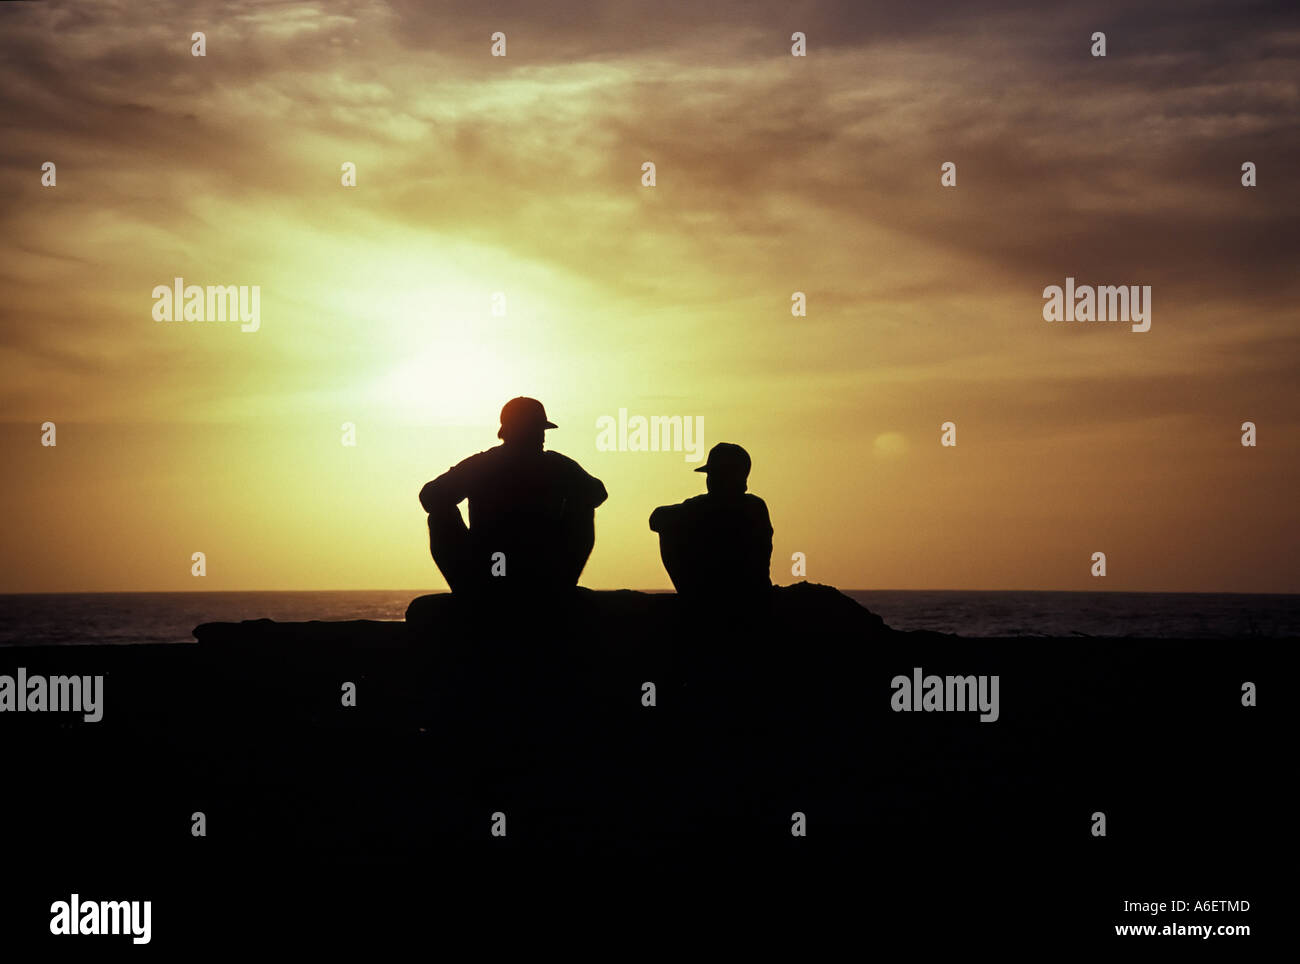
420,398 -> 607,595
649,442 -> 773,599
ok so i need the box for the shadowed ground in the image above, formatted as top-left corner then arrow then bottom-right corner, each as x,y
0,583 -> 1278,946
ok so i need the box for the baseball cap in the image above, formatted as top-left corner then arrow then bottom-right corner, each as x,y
498,397 -> 557,438
694,441 -> 751,477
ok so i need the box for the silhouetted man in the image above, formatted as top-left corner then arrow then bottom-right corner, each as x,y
649,442 -> 773,599
420,398 -> 607,595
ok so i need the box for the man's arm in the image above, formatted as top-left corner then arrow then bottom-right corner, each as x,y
418,456 -> 477,512
556,454 -> 608,510
585,472 -> 609,509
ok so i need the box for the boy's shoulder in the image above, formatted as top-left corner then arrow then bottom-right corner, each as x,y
684,492 -> 768,512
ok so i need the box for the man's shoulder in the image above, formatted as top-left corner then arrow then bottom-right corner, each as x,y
542,450 -> 607,505
451,447 -> 502,471
542,449 -> 586,471
543,450 -> 604,484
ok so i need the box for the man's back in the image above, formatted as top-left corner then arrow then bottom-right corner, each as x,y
449,446 -> 607,537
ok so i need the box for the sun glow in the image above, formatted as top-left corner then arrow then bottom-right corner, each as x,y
371,338 -> 520,423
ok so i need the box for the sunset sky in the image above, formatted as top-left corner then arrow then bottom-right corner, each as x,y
1,0 -> 1296,593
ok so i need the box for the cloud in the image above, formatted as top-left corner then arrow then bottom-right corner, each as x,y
0,0 -> 1296,421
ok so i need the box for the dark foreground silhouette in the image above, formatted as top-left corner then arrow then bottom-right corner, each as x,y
0,582 -> 1276,945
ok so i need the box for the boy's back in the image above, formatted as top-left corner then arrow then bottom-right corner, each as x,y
650,492 -> 773,596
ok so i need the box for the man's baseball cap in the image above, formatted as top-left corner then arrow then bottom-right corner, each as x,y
498,397 -> 557,438
694,441 -> 751,477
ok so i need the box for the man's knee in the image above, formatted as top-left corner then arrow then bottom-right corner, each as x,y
427,503 -> 467,535
427,506 -> 483,595
550,510 -> 595,585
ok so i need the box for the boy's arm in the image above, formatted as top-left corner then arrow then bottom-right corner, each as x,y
751,498 -> 774,582
648,504 -> 680,533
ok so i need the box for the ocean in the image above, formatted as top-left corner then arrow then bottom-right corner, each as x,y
0,589 -> 1296,645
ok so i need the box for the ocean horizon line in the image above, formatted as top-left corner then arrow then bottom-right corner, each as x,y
1,588 -> 1297,598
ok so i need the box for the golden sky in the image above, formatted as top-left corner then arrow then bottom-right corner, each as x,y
1,0 -> 1297,592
